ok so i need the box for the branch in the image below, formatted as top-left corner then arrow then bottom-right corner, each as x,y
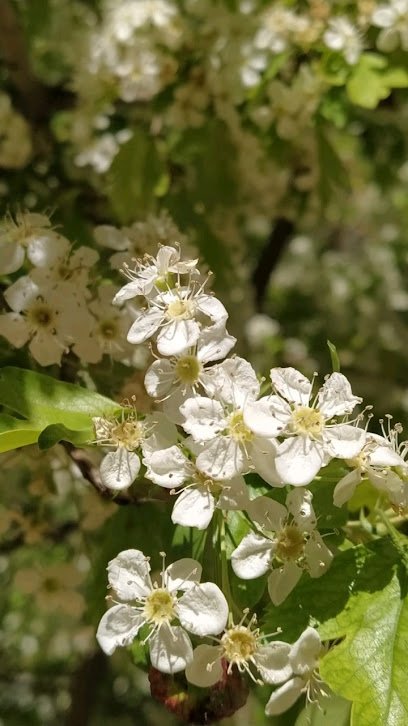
252,217 -> 294,311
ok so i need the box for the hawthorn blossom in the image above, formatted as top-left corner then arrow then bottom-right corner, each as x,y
231,490 -> 333,606
121,283 -> 228,357
185,613 -> 292,688
0,211 -> 63,275
113,245 -> 198,303
0,275 -> 87,366
144,443 -> 250,529
244,367 -> 365,487
372,0 -> 408,52
323,17 -> 362,65
29,235 -> 99,297
96,549 -> 228,674
333,425 -> 408,508
265,627 -> 327,715
179,357 -> 279,480
144,322 -> 236,422
93,410 -> 177,490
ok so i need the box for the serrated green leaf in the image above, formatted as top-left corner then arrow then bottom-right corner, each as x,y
0,367 -> 120,434
0,413 -> 41,452
321,567 -> 408,726
327,340 -> 341,372
262,538 -> 399,643
346,53 -> 408,109
225,510 -> 252,558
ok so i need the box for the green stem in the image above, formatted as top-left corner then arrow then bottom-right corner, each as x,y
218,511 -> 242,623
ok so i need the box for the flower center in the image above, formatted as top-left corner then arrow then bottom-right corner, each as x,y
175,355 -> 202,385
143,588 -> 176,624
28,303 -> 54,329
290,406 -> 323,437
166,298 -> 195,321
221,626 -> 257,663
228,411 -> 253,443
112,419 -> 143,449
99,319 -> 119,340
276,525 -> 305,561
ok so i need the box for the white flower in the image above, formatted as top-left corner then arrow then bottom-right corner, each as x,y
231,490 -> 333,606
0,275 -> 86,366
334,425 -> 408,508
123,284 -> 228,357
93,410 -> 177,490
96,548 -> 228,674
0,212 -> 63,275
265,627 -> 327,715
244,368 -> 365,487
185,613 -> 292,688
323,17 -> 362,65
113,245 -> 198,303
144,322 -> 236,422
372,0 -> 408,52
179,358 -> 279,480
144,444 -> 250,529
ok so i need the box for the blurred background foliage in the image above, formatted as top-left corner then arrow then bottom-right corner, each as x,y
1,0 -> 408,723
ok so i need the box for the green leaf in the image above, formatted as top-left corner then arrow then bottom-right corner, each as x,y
295,692 -> 351,726
37,423 -> 94,450
327,340 -> 340,372
320,567 -> 408,726
262,538 -> 399,643
230,568 -> 267,610
347,53 -> 408,109
0,367 -> 120,432
0,413 -> 42,453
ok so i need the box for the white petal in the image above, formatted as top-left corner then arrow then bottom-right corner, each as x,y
149,625 -> 193,674
5,276 -> 38,312
29,333 -> 65,367
144,358 -> 175,399
180,396 -> 226,441
162,385 -> 194,424
172,486 -> 215,530
205,357 -> 260,406
177,582 -> 228,636
289,626 -> 321,675
254,642 -> 292,684
0,241 -> 24,274
164,558 -> 202,591
368,434 -> 405,467
156,245 -> 180,274
197,321 -> 236,362
114,280 -> 151,304
145,446 -> 191,488
196,436 -> 245,479
285,488 -> 317,532
304,532 -> 333,578
157,319 -> 200,356
100,449 -> 140,490
317,372 -> 361,417
267,563 -> 302,606
250,437 -> 284,487
94,225 -> 129,250
270,367 -> 312,405
0,312 -> 30,347
247,496 -> 287,531
142,412 -> 178,456
196,294 -> 228,322
231,532 -> 274,579
325,424 -> 365,459
372,7 -> 396,27
244,396 -> 290,438
127,308 -> 163,344
275,437 -> 326,486
96,605 -> 144,655
107,549 -> 151,600
27,235 -> 70,268
265,677 -> 304,715
217,475 -> 251,511
333,469 -> 361,507
185,644 -> 224,687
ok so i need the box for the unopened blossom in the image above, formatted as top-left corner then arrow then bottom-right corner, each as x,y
180,357 -> 279,480
96,549 -> 228,674
372,0 -> 408,51
231,490 -> 333,605
0,211 -> 63,275
186,612 -> 292,688
93,409 -> 177,490
113,246 -> 198,303
323,17 -> 363,64
144,322 -> 236,422
334,425 -> 408,508
121,283 -> 228,357
244,367 -> 366,487
145,443 -> 250,529
265,627 -> 327,715
0,275 -> 87,366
